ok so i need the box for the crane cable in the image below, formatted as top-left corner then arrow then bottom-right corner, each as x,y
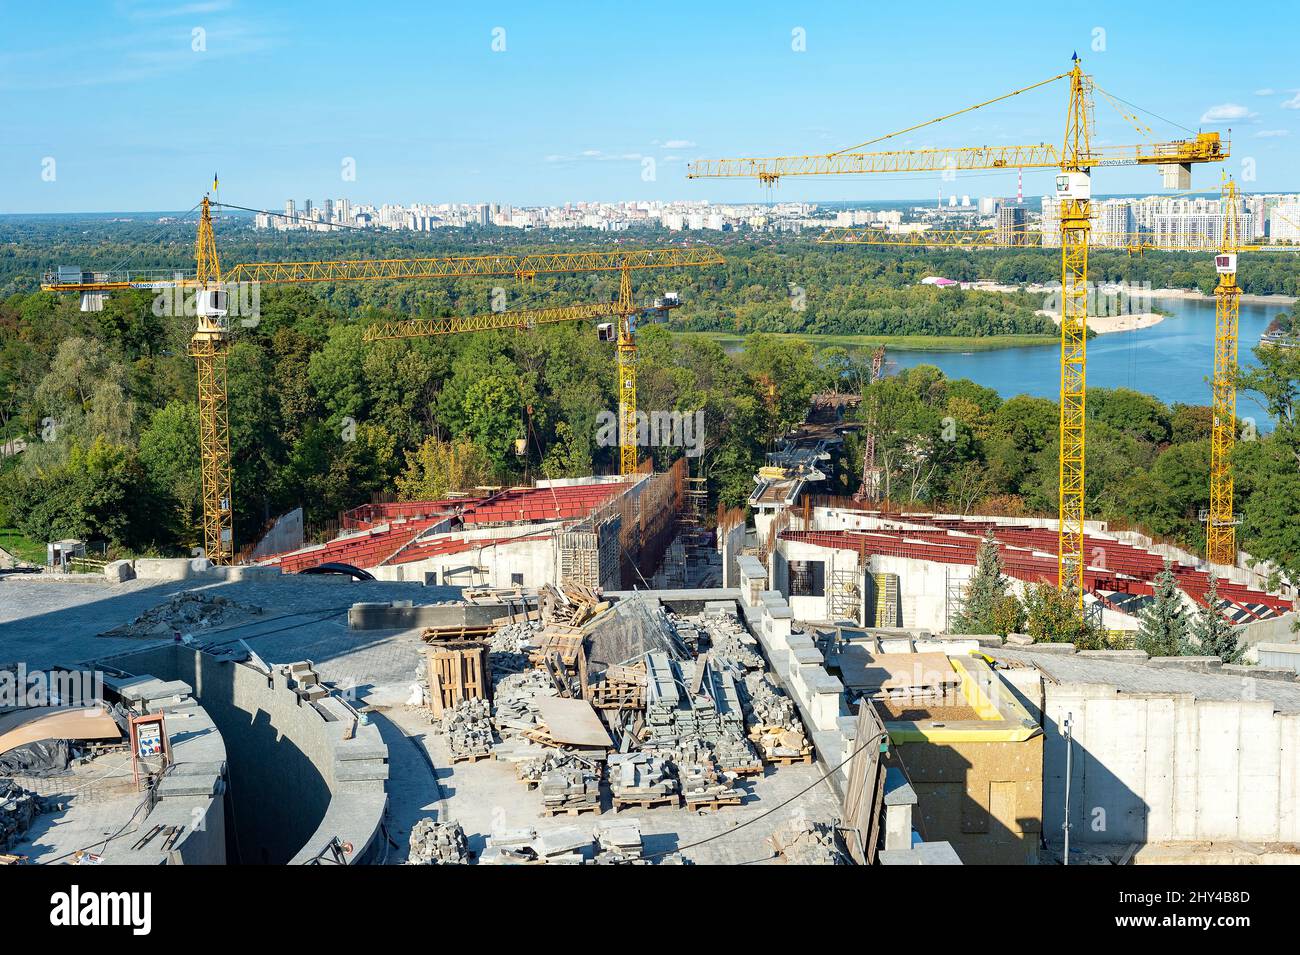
830,71 -> 1070,156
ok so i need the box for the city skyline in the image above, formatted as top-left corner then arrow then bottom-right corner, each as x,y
4,1 -> 1300,213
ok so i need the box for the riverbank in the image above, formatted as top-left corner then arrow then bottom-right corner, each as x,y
673,330 -> 1059,353
1150,287 -> 1297,306
1038,310 -> 1165,333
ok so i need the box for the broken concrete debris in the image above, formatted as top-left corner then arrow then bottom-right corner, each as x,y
768,817 -> 848,865
99,591 -> 263,639
406,818 -> 470,865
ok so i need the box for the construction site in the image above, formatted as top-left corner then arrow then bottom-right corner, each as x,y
3,51 -> 1300,874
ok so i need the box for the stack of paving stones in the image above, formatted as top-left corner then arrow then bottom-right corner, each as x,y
480,825 -> 590,864
540,761 -> 602,815
489,621 -> 540,678
406,818 -> 471,865
592,818 -> 645,863
713,729 -> 763,775
0,779 -> 43,851
491,668 -> 561,761
516,750 -> 573,787
742,671 -> 811,761
673,737 -> 743,808
695,607 -> 765,672
436,698 -> 495,760
608,752 -> 679,805
768,818 -> 847,865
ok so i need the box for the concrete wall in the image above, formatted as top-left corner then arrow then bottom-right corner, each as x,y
1037,681 -> 1300,845
720,520 -> 747,589
98,673 -> 228,865
369,534 -> 558,588
109,645 -> 388,865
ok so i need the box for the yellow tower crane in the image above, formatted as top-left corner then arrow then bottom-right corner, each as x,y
823,175 -> 1283,569
41,196 -> 723,563
364,261 -> 698,477
688,55 -> 1226,610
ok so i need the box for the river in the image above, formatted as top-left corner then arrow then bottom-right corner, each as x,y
739,295 -> 1289,427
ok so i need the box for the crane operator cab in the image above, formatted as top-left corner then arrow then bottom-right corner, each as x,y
597,322 -> 616,342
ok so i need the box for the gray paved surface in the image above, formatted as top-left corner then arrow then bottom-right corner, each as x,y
2,573 -> 843,864
992,645 -> 1300,711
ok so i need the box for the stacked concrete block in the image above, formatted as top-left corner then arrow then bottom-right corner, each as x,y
742,671 -> 811,761
406,818 -> 470,865
540,762 -> 602,814
593,818 -> 645,863
436,698 -> 495,759
608,752 -> 679,804
0,780 -> 43,851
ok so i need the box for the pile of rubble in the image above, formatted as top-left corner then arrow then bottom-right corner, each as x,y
434,698 -> 495,761
695,607 -> 765,671
99,591 -> 263,639
489,621 -> 539,677
768,817 -> 847,865
0,780 -> 43,851
743,671 -> 812,763
406,818 -> 470,865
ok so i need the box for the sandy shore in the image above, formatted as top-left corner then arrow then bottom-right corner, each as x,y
967,280 -> 1296,308
1035,310 -> 1165,333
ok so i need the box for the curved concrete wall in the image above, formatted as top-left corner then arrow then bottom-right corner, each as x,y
97,672 -> 228,865
110,645 -> 388,865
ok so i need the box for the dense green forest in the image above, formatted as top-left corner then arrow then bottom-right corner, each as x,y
1,217 -> 1297,586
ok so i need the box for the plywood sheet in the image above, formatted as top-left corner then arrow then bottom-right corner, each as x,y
0,704 -> 122,754
838,650 -> 959,692
532,697 -> 613,748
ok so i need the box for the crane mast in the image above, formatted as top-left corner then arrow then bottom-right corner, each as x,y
1206,178 -> 1242,565
688,55 -> 1225,614
42,211 -> 722,561
1056,59 -> 1093,608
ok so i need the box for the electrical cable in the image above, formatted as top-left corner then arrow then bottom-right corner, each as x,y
640,728 -> 888,861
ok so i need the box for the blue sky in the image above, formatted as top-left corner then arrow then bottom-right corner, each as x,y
2,0 -> 1298,213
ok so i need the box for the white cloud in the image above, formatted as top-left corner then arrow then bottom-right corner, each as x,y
1256,129 -> 1290,138
662,139 -> 695,149
545,149 -> 644,164
1283,92 -> 1300,110
1200,103 -> 1256,124
1255,88 -> 1276,96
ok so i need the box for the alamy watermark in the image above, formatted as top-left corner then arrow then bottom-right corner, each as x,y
153,281 -> 262,327
1040,280 -> 1156,317
0,664 -> 105,709
595,409 -> 705,458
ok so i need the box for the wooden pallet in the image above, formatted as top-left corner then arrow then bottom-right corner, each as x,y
763,752 -> 814,767
541,803 -> 602,817
611,795 -> 681,812
450,751 -> 493,764
721,764 -> 765,777
685,796 -> 743,812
